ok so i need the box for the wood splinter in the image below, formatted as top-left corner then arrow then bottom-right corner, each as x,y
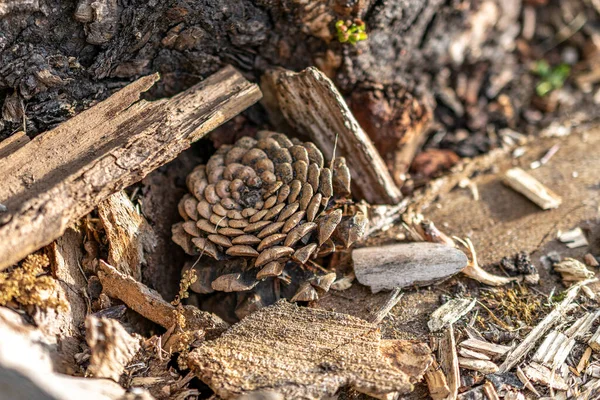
502,167 -> 562,210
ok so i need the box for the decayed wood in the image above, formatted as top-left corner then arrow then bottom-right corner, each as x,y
353,242 -> 468,293
267,67 -> 401,204
459,338 -> 511,359
502,167 -> 562,210
516,366 -> 540,397
522,362 -> 568,391
0,307 -> 152,400
428,298 -> 476,332
425,359 -> 451,400
97,260 -> 227,339
499,278 -> 597,373
98,191 -> 157,280
85,316 -> 141,382
43,227 -> 88,373
187,300 -> 432,400
0,66 -> 261,271
457,357 -> 499,374
438,325 -> 460,400
553,258 -> 595,284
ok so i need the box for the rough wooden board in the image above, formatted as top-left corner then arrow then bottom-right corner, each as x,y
268,67 -> 402,204
98,191 -> 157,280
85,316 -> 141,382
187,300 -> 432,400
353,242 -> 468,292
424,128 -> 600,268
97,260 -> 227,339
0,66 -> 262,271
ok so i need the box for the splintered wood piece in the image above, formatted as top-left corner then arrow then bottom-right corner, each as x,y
459,338 -> 511,359
522,362 -> 568,391
0,66 -> 261,271
187,301 -> 432,399
98,191 -> 157,280
428,298 -> 476,332
457,357 -> 499,374
499,278 -> 597,373
439,325 -> 459,400
502,167 -> 562,210
85,316 -> 141,382
516,366 -> 541,397
97,260 -> 227,338
425,359 -> 451,400
353,242 -> 468,293
267,67 -> 401,204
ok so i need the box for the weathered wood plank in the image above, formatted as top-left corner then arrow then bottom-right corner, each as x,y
267,67 -> 402,204
0,66 -> 261,270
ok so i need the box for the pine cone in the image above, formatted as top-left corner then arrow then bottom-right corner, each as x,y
172,131 -> 367,302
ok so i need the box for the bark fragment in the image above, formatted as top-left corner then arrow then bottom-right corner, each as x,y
187,300 -> 432,399
85,316 -> 142,382
98,191 -> 157,280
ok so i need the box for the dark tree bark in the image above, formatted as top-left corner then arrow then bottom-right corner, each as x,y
1,0 -> 480,140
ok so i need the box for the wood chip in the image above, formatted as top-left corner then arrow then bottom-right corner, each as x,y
584,253 -> 599,267
265,67 -> 401,204
577,347 -> 592,373
353,242 -> 468,293
502,167 -> 562,210
458,347 -> 491,361
98,191 -> 157,280
85,316 -> 141,382
458,357 -> 499,374
428,298 -> 476,332
557,227 -> 589,248
0,66 -> 261,271
439,325 -> 460,400
187,301 -> 432,399
459,338 -> 511,359
554,258 -> 595,283
499,278 -> 597,372
522,362 -> 568,391
516,366 -> 540,397
425,359 -> 451,400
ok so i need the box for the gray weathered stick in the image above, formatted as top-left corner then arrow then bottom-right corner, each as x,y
353,242 -> 468,293
268,67 -> 402,204
0,66 -> 261,270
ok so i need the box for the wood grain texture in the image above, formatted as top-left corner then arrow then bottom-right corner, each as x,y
188,300 -> 432,399
98,191 -> 157,280
353,242 -> 468,293
0,66 -> 261,270
269,67 -> 402,204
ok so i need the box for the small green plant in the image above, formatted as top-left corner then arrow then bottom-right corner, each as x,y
335,19 -> 368,45
532,60 -> 571,97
